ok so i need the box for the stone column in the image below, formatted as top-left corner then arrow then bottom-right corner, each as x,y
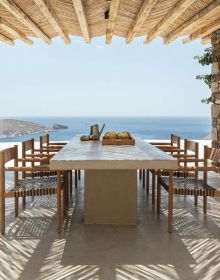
211,30 -> 220,148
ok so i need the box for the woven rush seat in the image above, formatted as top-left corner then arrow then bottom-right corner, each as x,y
32,171 -> 57,177
159,176 -> 216,197
161,170 -> 190,177
7,176 -> 62,197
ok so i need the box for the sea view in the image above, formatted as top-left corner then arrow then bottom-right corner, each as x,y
0,116 -> 211,142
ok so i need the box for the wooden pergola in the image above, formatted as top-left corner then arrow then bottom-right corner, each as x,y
1,0 -> 220,147
0,0 -> 219,46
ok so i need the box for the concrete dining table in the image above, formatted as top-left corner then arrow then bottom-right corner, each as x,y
50,137 -> 178,225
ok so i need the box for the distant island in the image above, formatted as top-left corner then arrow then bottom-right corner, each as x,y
52,124 -> 68,130
0,119 -> 68,138
0,119 -> 50,138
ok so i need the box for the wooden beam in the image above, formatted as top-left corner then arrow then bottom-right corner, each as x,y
0,0 -> 51,44
201,35 -> 211,45
164,0 -> 220,44
0,33 -> 14,45
182,19 -> 220,44
126,0 -> 158,44
71,0 -> 90,43
144,0 -> 195,44
0,18 -> 33,45
33,0 -> 70,44
106,0 -> 120,44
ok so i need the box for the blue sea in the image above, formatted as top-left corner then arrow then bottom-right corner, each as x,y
0,116 -> 211,142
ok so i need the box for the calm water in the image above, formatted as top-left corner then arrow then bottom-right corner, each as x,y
0,116 -> 211,142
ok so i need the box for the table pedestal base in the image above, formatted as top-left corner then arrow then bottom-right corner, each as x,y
84,170 -> 137,225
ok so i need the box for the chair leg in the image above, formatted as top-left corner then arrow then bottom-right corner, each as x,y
15,197 -> 19,218
22,196 -> 26,210
78,170 -> 81,180
203,195 -> 207,215
157,172 -> 161,215
139,169 -> 142,181
63,172 -> 68,217
0,191 -> 5,235
69,170 -> 73,195
142,170 -> 146,188
168,171 -> 173,233
194,195 -> 198,207
75,170 -> 78,188
146,170 -> 149,195
57,171 -> 62,234
152,171 -> 156,206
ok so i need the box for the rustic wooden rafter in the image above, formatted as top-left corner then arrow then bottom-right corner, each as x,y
0,18 -> 33,45
0,0 -> 218,46
183,19 -> 220,44
106,0 -> 120,44
0,32 -> 14,45
33,0 -> 70,44
0,0 -> 51,44
201,35 -> 211,45
126,0 -> 158,44
71,0 -> 90,43
164,0 -> 220,44
144,0 -> 195,44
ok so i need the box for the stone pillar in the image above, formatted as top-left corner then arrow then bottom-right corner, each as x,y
211,30 -> 220,148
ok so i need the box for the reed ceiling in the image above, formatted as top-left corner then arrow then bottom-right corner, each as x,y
0,0 -> 218,46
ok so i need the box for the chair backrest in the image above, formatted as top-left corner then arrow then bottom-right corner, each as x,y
171,134 -> 180,148
40,134 -> 49,149
202,146 -> 220,183
1,146 -> 18,164
184,139 -> 199,155
184,139 -> 199,179
22,139 -> 34,157
22,139 -> 35,178
205,146 -> 220,166
0,146 -> 18,189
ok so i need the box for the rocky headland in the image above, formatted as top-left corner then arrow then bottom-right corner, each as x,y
0,119 -> 51,138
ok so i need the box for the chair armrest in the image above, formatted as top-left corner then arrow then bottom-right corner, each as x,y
149,142 -> 172,146
178,158 -> 205,163
18,158 -> 50,163
24,153 -> 53,159
49,142 -> 67,145
6,166 -> 50,172
177,166 -> 219,172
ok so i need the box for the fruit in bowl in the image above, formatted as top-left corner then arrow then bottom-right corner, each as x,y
117,131 -> 131,139
104,131 -> 117,139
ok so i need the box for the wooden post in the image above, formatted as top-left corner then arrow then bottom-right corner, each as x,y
152,171 -> 155,206
57,171 -> 62,234
168,170 -> 173,233
14,145 -> 19,218
157,170 -> 161,215
0,151 -> 5,234
211,30 -> 220,148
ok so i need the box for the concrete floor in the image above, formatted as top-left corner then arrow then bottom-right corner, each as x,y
0,172 -> 220,280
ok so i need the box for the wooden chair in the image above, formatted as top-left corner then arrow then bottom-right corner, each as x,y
0,145 -> 68,234
149,134 -> 182,153
39,134 -> 67,154
145,135 -> 184,202
21,138 -> 57,208
157,145 -> 220,233
40,134 -> 81,189
140,134 -> 183,190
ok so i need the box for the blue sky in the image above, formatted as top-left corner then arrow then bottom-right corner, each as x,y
0,35 -> 211,117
